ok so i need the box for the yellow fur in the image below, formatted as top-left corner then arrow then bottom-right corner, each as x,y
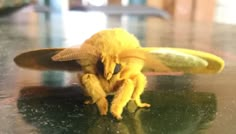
14,28 -> 224,120
55,28 -> 150,119
51,28 -> 224,119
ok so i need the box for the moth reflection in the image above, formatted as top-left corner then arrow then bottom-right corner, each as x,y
17,86 -> 217,134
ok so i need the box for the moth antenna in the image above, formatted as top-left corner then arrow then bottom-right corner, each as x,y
119,48 -> 171,72
52,48 -> 81,61
52,44 -> 99,61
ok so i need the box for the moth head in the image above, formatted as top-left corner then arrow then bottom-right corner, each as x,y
97,53 -> 121,80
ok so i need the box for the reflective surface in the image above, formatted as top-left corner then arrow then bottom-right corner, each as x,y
0,6 -> 236,134
17,85 -> 216,134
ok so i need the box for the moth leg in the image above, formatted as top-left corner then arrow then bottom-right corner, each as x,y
132,73 -> 151,108
81,74 -> 108,115
111,79 -> 134,120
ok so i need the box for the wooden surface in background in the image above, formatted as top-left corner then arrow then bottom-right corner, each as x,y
108,0 -> 121,5
147,0 -> 216,22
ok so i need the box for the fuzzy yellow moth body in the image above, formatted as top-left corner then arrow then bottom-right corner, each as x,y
14,28 -> 224,120
51,29 -> 150,119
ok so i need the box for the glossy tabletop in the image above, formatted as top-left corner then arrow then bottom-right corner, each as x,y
0,6 -> 236,134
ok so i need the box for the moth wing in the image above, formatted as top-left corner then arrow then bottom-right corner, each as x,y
142,47 -> 224,74
14,48 -> 82,71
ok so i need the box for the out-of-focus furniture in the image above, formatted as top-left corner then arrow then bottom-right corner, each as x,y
147,0 -> 216,22
0,0 -> 33,16
69,0 -> 170,19
108,0 -> 216,22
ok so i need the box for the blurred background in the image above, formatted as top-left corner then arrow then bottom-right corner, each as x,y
1,0 -> 236,47
1,0 -> 236,23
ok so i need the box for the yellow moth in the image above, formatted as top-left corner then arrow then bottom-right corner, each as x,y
14,28 -> 224,119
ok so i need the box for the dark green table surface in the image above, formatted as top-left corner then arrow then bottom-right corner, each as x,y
0,6 -> 236,134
